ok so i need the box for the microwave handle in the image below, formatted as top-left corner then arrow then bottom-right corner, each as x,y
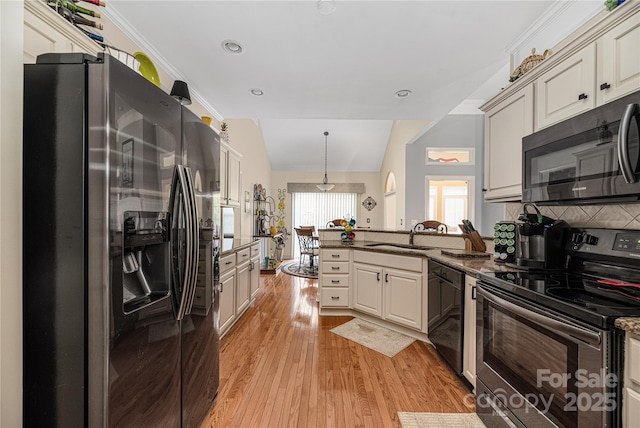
618,103 -> 638,184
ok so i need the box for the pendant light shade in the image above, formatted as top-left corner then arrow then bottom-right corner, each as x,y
317,131 -> 335,192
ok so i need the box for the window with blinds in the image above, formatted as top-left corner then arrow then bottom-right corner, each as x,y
291,192 -> 358,258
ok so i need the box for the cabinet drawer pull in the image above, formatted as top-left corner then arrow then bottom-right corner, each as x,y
578,93 -> 588,100
331,254 -> 340,258
600,82 -> 611,90
472,285 -> 477,300
331,266 -> 340,270
242,254 -> 248,257
331,296 -> 340,300
225,261 -> 233,265
331,280 -> 340,283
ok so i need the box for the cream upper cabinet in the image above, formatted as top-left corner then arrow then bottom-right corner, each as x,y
24,0 -> 100,64
535,44 -> 596,130
598,12 -> 640,105
463,276 -> 477,390
227,151 -> 241,206
483,84 -> 534,202
220,143 -> 241,207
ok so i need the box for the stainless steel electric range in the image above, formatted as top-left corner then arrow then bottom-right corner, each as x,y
476,228 -> 640,428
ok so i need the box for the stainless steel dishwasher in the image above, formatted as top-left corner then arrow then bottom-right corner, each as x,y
428,259 -> 464,375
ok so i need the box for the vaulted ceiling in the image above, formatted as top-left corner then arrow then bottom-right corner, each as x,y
108,0 -> 561,171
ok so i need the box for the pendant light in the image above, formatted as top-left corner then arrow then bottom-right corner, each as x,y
316,131 -> 335,192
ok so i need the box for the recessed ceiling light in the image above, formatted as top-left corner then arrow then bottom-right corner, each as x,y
250,88 -> 264,96
317,0 -> 336,15
221,40 -> 243,54
395,89 -> 412,99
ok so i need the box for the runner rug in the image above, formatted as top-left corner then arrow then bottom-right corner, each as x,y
398,412 -> 486,428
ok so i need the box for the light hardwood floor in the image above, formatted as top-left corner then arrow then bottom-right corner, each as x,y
202,268 -> 474,428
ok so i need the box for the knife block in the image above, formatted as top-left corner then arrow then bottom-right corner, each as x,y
462,231 -> 486,252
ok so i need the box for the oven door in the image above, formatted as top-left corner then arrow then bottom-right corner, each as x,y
476,282 -> 616,428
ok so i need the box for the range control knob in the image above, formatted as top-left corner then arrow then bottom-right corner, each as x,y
572,231 -> 586,249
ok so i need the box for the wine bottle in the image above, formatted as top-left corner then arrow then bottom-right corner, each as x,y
49,0 -> 101,18
71,12 -> 103,29
74,0 -> 106,7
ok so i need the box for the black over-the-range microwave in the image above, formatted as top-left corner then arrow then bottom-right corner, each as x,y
522,89 -> 640,205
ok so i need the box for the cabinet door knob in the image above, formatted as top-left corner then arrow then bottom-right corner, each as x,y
600,83 -> 611,91
578,93 -> 588,100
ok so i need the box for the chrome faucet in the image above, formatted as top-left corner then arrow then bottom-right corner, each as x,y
409,228 -> 415,246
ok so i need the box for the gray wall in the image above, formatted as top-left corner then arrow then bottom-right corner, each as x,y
405,114 -> 505,236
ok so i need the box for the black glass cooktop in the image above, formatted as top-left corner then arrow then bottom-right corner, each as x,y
478,270 -> 640,328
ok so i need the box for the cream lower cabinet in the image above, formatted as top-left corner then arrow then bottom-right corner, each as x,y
235,247 -> 252,314
319,249 -> 350,308
219,253 -> 237,335
463,276 -> 477,390
624,333 -> 640,427
482,84 -> 534,202
250,243 -> 261,298
353,251 -> 423,330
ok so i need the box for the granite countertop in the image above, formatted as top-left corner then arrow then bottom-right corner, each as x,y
615,317 -> 640,335
221,238 -> 258,255
320,240 -> 520,277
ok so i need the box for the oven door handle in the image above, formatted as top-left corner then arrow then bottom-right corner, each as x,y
478,286 -> 602,347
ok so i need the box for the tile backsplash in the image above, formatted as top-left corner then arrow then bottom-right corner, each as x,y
504,203 -> 640,230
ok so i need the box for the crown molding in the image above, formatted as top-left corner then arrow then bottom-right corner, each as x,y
101,6 -> 224,122
504,0 -> 582,55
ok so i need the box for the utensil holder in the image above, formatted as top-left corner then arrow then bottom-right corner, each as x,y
462,231 -> 486,252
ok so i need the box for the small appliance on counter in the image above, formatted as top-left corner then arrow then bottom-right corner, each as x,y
508,204 -> 570,270
492,221 -> 516,263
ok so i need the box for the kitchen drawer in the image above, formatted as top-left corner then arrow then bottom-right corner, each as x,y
628,335 -> 640,387
236,248 -> 251,265
250,242 -> 260,258
320,273 -> 349,288
321,261 -> 349,274
353,250 -> 422,272
321,249 -> 350,262
220,253 -> 236,274
320,287 -> 349,307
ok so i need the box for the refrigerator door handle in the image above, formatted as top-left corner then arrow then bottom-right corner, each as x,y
169,165 -> 194,321
183,166 -> 200,315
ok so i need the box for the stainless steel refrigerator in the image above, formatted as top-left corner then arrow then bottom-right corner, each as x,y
23,53 -> 220,427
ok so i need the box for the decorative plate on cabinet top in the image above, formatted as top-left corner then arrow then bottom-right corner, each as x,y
133,52 -> 160,87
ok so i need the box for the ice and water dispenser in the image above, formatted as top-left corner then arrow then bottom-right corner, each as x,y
122,211 -> 171,313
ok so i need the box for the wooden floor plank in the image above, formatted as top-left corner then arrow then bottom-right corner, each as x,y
201,267 -> 474,428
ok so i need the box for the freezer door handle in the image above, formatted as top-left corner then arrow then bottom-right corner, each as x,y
183,166 -> 200,315
169,165 -> 196,320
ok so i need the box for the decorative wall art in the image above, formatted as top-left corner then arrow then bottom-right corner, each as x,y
362,196 -> 377,211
